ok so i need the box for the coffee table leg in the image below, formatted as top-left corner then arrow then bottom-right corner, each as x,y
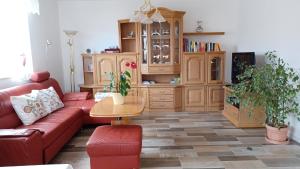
111,117 -> 130,125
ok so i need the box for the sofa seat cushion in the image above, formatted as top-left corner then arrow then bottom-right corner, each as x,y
63,99 -> 95,114
63,99 -> 113,124
17,107 -> 82,148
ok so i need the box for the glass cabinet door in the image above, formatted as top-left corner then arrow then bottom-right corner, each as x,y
150,21 -> 171,65
208,54 -> 224,83
174,20 -> 180,64
141,24 -> 148,64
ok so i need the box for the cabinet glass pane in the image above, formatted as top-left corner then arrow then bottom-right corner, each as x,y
210,57 -> 221,81
174,20 -> 180,64
151,22 -> 170,64
141,24 -> 148,64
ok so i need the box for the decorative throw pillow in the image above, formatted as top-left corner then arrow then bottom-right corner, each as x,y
10,93 -> 48,125
32,87 -> 64,114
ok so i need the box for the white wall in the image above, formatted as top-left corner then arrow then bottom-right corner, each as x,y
58,0 -> 240,92
236,0 -> 300,142
28,0 -> 64,88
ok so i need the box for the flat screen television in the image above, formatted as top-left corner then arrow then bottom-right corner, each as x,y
231,52 -> 256,84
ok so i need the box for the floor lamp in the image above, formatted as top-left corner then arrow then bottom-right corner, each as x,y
64,30 -> 78,92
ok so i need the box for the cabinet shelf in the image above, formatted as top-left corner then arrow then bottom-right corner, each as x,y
122,37 -> 136,40
151,35 -> 170,39
183,32 -> 225,36
141,83 -> 182,87
183,51 -> 226,55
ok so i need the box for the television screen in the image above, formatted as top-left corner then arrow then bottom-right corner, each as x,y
231,52 -> 256,84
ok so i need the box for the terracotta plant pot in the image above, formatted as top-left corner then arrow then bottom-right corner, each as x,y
112,93 -> 124,105
265,124 -> 289,144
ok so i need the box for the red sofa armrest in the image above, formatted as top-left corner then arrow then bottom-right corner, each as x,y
0,129 -> 43,166
63,92 -> 92,102
0,129 -> 38,138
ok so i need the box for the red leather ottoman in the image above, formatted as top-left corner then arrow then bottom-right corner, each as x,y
86,125 -> 142,169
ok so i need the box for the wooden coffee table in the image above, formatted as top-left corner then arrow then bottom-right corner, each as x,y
90,96 -> 145,125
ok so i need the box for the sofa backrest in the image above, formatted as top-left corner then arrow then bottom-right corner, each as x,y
0,72 -> 64,129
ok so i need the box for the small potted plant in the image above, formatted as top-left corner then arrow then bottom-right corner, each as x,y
231,51 -> 300,144
106,61 -> 137,105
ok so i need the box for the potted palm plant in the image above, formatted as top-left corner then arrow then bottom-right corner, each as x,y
106,61 -> 137,105
231,51 -> 300,144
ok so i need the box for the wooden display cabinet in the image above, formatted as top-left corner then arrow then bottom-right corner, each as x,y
182,29 -> 225,112
79,7 -> 228,113
223,86 -> 265,128
118,19 -> 139,53
140,8 -> 185,74
182,51 -> 225,112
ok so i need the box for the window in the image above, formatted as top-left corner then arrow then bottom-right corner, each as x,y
0,0 -> 39,79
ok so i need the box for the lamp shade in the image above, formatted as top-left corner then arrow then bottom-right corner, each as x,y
151,10 -> 166,23
63,30 -> 78,37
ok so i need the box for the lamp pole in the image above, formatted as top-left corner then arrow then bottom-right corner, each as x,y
64,30 -> 78,92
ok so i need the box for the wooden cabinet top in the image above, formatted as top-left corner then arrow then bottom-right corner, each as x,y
82,52 -> 138,57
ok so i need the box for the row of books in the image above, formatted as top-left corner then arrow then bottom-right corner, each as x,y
183,39 -> 222,52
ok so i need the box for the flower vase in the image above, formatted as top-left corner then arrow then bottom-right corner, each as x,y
112,93 -> 124,105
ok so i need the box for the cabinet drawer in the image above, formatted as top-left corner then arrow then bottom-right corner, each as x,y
150,102 -> 174,109
148,65 -> 180,74
150,95 -> 174,102
149,88 -> 174,95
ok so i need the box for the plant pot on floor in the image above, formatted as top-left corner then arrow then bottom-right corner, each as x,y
112,93 -> 124,105
265,124 -> 289,145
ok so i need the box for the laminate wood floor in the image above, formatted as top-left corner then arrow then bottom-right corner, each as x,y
52,112 -> 300,169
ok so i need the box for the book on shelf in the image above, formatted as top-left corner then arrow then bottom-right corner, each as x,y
183,38 -> 222,53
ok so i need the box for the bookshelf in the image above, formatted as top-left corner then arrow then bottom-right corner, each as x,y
182,32 -> 225,112
82,54 -> 94,85
118,19 -> 139,53
183,31 -> 225,53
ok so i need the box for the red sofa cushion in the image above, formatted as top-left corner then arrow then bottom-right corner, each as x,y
87,125 -> 142,156
63,92 -> 91,101
63,99 -> 112,124
64,99 -> 96,114
17,107 -> 82,148
30,71 -> 50,83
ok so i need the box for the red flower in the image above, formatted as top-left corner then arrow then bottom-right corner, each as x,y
130,62 -> 137,69
125,62 -> 130,67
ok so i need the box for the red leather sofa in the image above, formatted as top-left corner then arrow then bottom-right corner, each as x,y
0,71 -> 111,166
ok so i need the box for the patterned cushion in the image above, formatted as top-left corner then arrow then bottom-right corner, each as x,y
10,93 -> 48,125
32,87 -> 64,114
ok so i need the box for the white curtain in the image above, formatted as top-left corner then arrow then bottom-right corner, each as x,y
26,0 -> 40,15
0,0 -> 39,80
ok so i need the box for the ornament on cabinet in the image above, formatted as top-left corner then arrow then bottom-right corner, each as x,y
86,48 -> 91,54
195,20 -> 204,32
